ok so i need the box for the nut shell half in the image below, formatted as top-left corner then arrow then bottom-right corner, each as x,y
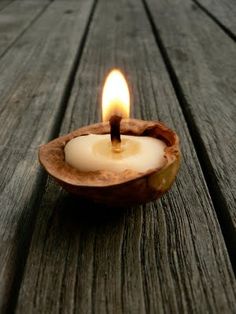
39,119 -> 180,206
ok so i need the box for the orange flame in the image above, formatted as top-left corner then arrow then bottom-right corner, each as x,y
102,69 -> 130,122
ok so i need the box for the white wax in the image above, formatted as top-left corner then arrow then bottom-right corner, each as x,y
64,134 -> 166,173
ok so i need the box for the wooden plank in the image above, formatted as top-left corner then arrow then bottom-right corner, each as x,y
16,0 -> 236,313
0,1 -> 94,312
0,1 -> 50,58
145,0 -> 236,258
193,0 -> 236,38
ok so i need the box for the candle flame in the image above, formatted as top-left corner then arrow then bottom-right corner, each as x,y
102,69 -> 130,122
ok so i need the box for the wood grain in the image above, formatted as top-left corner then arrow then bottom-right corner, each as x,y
0,1 -> 50,58
193,0 -> 236,38
0,1 -> 94,312
145,0 -> 236,262
16,0 -> 236,313
0,1 -> 13,12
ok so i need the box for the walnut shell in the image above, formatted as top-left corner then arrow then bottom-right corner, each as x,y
39,119 -> 180,206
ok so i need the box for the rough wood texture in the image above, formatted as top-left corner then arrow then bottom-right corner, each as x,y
193,0 -> 236,37
0,1 -> 50,58
146,0 -> 236,259
16,0 -> 236,313
0,1 -> 94,312
0,1 -> 12,12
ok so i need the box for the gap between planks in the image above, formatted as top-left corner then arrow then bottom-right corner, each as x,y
5,2 -> 98,313
0,1 -> 97,313
0,1 -> 52,59
0,1 -> 14,12
192,0 -> 236,42
142,0 -> 236,272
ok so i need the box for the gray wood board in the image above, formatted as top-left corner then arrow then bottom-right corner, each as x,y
16,0 -> 236,313
146,0 -> 236,251
0,1 -> 50,58
0,0 -> 94,312
194,0 -> 236,37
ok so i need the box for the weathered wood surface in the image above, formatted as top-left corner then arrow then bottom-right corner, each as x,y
0,1 -> 12,12
146,0 -> 236,259
0,0 -> 94,312
16,0 -> 236,313
194,0 -> 236,37
0,1 -> 50,58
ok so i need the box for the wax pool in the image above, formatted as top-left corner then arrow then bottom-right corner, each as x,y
64,134 -> 167,173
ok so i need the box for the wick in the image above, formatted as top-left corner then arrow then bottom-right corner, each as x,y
109,115 -> 122,153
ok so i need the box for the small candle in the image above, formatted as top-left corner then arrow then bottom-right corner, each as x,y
65,134 -> 166,172
65,69 -> 167,174
39,69 -> 180,206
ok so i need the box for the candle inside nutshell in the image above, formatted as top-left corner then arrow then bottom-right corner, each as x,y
64,134 -> 167,173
